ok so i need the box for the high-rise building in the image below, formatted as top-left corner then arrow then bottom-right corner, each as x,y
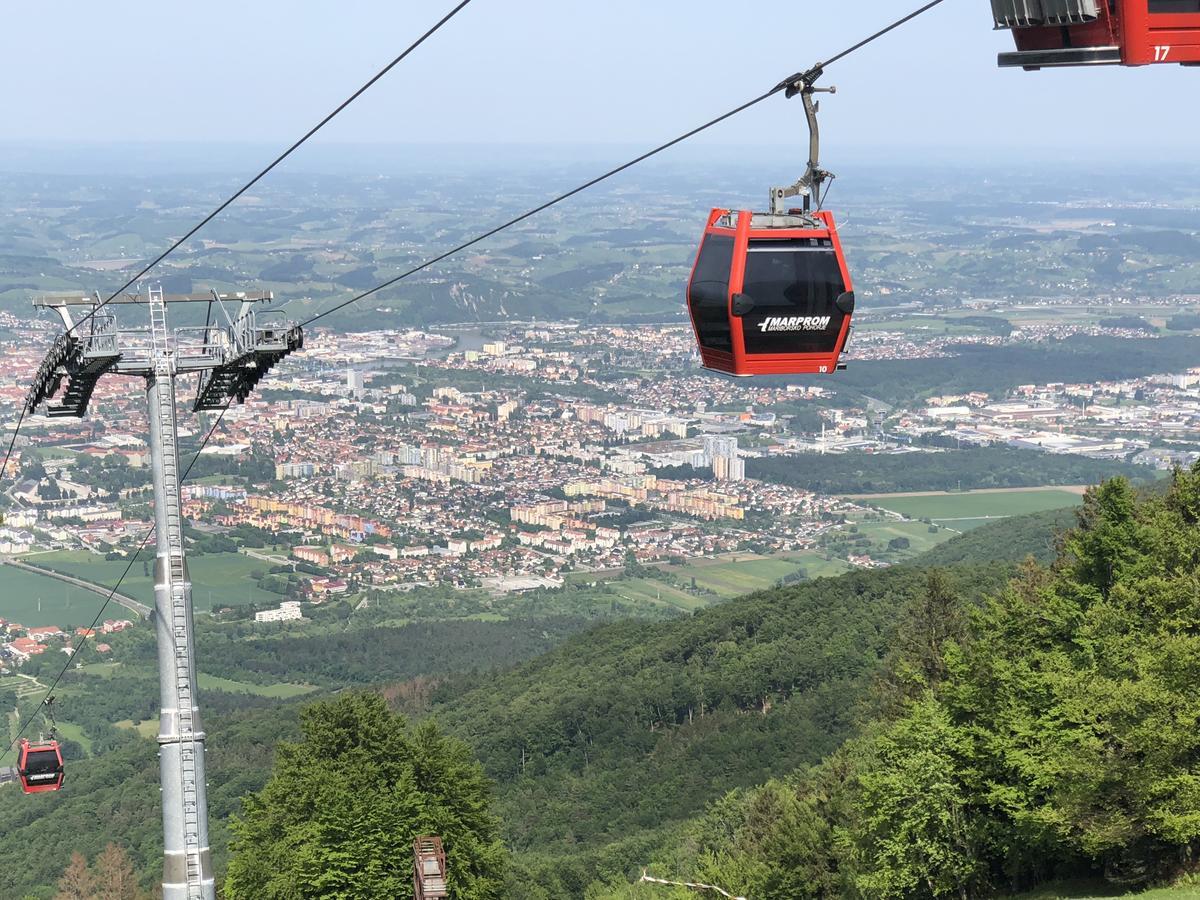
712,454 -> 746,482
702,434 -> 738,464
347,369 -> 365,395
703,435 -> 743,482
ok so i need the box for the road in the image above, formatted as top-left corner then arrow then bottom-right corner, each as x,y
1,560 -> 151,619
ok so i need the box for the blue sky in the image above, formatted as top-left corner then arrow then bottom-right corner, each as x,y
0,1 -> 1195,163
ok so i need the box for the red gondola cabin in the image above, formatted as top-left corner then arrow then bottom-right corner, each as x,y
993,0 -> 1200,67
687,207 -> 855,377
17,739 -> 64,794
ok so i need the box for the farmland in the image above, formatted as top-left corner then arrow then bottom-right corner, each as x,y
17,550 -> 285,612
0,565 -> 112,629
858,488 -> 1084,531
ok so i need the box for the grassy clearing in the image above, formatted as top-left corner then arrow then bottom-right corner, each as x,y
674,553 -> 851,599
608,578 -> 710,613
195,674 -> 317,698
939,517 -> 1004,532
849,519 -> 955,559
50,719 -> 93,756
863,489 -> 1082,532
76,662 -> 122,678
114,718 -> 159,739
0,565 -> 110,629
570,551 -> 851,607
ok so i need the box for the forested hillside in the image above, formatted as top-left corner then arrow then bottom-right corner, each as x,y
587,468 -> 1200,899
0,561 -> 1019,897
6,490 -> 1194,899
914,506 -> 1075,566
429,564 -> 1015,897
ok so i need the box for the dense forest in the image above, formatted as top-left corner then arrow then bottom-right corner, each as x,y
588,468 -> 1200,898
432,565 -> 1017,896
4,484 -> 1199,897
0,537 -> 1024,897
746,446 -> 1153,494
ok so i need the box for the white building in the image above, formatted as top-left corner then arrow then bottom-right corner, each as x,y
255,602 -> 304,624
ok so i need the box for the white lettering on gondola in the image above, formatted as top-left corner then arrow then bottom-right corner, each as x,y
757,316 -> 832,333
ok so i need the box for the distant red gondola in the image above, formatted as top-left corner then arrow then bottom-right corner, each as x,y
17,739 -> 65,794
686,69 -> 855,377
993,0 -> 1200,68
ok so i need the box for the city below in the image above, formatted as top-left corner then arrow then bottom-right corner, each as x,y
2,306 -> 1196,656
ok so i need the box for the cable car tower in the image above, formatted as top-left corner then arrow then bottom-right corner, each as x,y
26,286 -> 303,900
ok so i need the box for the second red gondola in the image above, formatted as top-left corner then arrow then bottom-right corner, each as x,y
16,738 -> 65,794
992,0 -> 1200,68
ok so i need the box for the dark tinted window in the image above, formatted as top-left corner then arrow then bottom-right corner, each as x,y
22,750 -> 61,779
740,240 -> 848,355
687,234 -> 734,352
1149,0 -> 1200,11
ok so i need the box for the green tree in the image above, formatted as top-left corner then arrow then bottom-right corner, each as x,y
225,692 -> 506,899
850,697 -> 982,900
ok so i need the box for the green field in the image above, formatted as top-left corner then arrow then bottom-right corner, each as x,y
863,489 -> 1083,532
19,550 -> 284,612
49,719 -> 93,756
114,718 -> 159,739
0,565 -> 112,629
851,519 -> 956,557
573,552 -> 853,608
196,674 -> 318,698
676,553 -> 851,599
606,578 -> 711,613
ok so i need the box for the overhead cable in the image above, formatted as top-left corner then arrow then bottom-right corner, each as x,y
301,0 -> 950,327
67,0 -> 477,341
1,401 -> 234,764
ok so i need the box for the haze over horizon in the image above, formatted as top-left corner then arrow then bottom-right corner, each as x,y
1,0 -> 1196,173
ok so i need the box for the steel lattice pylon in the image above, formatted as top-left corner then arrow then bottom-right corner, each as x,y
29,286 -> 302,900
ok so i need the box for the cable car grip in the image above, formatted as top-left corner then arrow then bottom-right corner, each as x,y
41,694 -> 59,741
770,66 -> 836,217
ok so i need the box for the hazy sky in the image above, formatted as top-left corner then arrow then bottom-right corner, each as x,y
1,1 -> 1196,165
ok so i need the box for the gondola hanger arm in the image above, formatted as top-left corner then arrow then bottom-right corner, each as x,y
770,66 -> 836,216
